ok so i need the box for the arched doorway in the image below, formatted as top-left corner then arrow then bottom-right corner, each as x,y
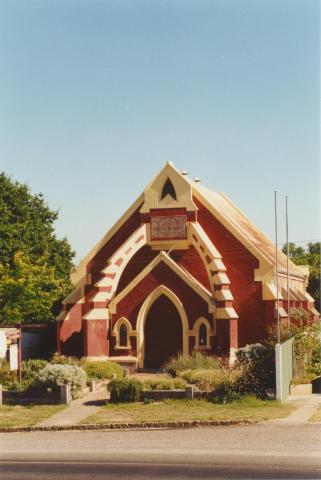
144,294 -> 183,369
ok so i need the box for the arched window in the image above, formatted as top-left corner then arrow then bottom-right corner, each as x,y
161,178 -> 176,200
114,317 -> 133,349
199,323 -> 207,346
119,323 -> 128,347
194,317 -> 212,349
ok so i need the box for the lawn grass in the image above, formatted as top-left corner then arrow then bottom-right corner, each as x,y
308,405 -> 321,422
82,397 -> 295,425
0,405 -> 65,428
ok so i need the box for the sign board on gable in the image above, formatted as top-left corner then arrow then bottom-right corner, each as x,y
151,215 -> 187,240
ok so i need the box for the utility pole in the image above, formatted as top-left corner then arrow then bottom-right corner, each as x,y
275,191 -> 280,344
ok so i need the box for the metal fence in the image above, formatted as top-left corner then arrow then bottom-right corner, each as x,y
275,337 -> 294,402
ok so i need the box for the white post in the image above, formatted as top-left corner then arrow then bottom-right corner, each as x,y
275,343 -> 283,401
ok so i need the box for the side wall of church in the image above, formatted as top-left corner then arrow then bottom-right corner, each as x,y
194,198 -> 269,346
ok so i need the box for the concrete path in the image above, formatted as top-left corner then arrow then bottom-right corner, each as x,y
37,384 -> 321,427
37,384 -> 108,427
270,394 -> 321,424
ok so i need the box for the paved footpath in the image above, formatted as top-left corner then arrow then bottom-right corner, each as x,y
37,386 -> 321,427
37,384 -> 108,427
270,393 -> 321,424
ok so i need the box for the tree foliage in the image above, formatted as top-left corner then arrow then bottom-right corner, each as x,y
0,173 -> 75,324
283,242 -> 320,311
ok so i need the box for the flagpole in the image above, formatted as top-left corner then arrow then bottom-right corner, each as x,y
286,195 -> 290,330
275,191 -> 280,344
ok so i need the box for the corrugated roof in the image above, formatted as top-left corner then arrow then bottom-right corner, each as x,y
192,182 -> 305,279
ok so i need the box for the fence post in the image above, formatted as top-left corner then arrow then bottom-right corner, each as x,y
275,343 -> 282,401
185,386 -> 194,400
0,384 -> 2,406
60,384 -> 71,404
124,369 -> 129,378
89,380 -> 96,392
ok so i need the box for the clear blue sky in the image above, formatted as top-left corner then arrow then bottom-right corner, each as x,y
0,0 -> 319,262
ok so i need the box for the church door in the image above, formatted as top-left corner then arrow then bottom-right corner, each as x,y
144,294 -> 183,369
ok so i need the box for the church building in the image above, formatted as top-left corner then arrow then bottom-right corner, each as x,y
56,163 -> 319,370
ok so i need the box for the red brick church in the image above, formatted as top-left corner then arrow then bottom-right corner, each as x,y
56,163 -> 319,370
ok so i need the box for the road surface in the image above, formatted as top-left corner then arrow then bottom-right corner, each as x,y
1,422 -> 320,479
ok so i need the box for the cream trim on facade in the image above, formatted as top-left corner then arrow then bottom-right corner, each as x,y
59,161 -> 309,314
108,356 -> 138,364
83,308 -> 109,321
213,272 -> 231,285
140,162 -> 197,213
56,310 -> 69,321
70,195 -> 144,286
109,250 -> 215,314
93,224 -> 148,302
189,222 -> 226,295
215,307 -> 238,319
193,316 -> 213,349
215,289 -> 234,301
136,285 -> 189,369
112,317 -> 133,349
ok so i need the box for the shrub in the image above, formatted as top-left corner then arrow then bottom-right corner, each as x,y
108,378 -> 143,403
0,358 -> 49,391
22,359 -> 48,383
164,352 -> 220,376
143,376 -> 186,391
0,359 -> 18,388
209,377 -> 241,404
20,359 -> 49,390
50,353 -> 81,365
81,361 -> 124,381
309,344 -> 321,377
179,369 -> 224,391
36,364 -> 86,399
235,343 -> 275,399
265,321 -> 321,382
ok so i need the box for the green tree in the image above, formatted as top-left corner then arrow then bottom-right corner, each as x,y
0,173 -> 74,324
283,242 -> 320,311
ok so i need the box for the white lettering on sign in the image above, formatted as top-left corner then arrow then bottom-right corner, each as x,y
151,215 -> 187,240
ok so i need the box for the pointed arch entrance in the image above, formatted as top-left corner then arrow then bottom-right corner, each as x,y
136,285 -> 189,369
144,294 -> 182,369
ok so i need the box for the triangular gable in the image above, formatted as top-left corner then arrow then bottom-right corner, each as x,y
109,250 -> 214,314
140,162 -> 197,213
67,161 -> 305,292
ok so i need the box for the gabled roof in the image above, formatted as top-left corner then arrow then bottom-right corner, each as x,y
69,162 -> 305,286
192,183 -> 304,278
109,250 -> 214,313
